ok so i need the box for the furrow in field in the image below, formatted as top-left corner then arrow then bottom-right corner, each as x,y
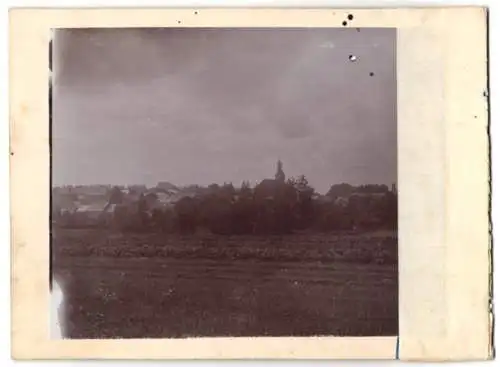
54,261 -> 396,287
54,258 -> 396,277
55,256 -> 396,273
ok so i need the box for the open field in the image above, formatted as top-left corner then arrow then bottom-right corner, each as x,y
52,229 -> 398,338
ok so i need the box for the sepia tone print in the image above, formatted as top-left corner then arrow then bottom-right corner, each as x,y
50,27 -> 398,339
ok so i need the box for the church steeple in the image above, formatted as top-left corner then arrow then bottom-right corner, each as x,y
275,159 -> 285,183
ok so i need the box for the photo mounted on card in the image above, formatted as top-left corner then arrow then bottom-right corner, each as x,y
9,7 -> 491,361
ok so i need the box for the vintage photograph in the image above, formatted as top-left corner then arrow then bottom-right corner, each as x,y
50,27 -> 398,339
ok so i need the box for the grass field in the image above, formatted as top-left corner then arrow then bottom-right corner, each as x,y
52,229 -> 398,338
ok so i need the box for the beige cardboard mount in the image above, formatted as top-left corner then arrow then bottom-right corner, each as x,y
9,7 -> 491,361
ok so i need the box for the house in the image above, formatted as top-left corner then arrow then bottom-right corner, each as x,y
52,194 -> 77,211
71,203 -> 109,227
127,184 -> 148,194
334,196 -> 349,207
157,181 -> 178,191
349,192 -> 388,202
52,194 -> 78,223
148,188 -> 180,203
155,191 -> 181,207
71,185 -> 109,196
155,191 -> 171,204
311,193 -> 335,205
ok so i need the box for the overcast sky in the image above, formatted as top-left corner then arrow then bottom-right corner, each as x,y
52,28 -> 396,194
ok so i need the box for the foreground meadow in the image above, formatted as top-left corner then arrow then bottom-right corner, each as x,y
52,229 -> 398,338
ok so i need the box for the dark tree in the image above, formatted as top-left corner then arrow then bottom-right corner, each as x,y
109,186 -> 124,204
137,193 -> 150,229
208,183 -> 220,193
221,182 -> 236,198
209,196 -> 234,234
174,196 -> 199,234
314,201 -> 353,232
287,174 -> 315,229
151,208 -> 164,231
232,184 -> 256,234
240,180 -> 252,196
326,183 -> 354,199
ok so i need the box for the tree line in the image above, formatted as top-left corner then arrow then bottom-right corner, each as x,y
107,178 -> 397,235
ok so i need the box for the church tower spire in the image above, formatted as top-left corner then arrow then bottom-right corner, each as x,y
275,159 -> 285,183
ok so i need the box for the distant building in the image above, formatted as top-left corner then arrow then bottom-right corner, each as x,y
71,185 -> 109,196
275,159 -> 285,183
157,181 -> 178,191
254,160 -> 294,201
71,203 -> 108,227
128,184 -> 147,194
155,191 -> 172,205
334,196 -> 349,207
312,193 -> 335,204
350,192 -> 387,198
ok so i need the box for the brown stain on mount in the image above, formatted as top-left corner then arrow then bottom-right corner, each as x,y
20,104 -> 28,115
